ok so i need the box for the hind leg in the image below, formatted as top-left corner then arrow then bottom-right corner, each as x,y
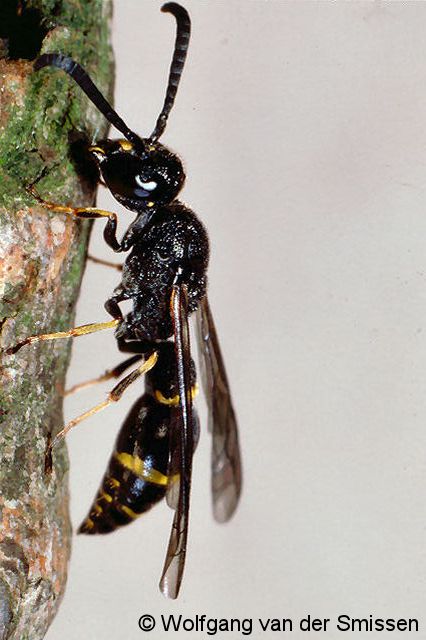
64,355 -> 142,396
50,351 -> 158,449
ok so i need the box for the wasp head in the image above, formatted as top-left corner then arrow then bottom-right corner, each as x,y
89,139 -> 185,212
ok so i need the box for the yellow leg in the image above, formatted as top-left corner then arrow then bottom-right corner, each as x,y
27,184 -> 118,224
51,351 -> 158,448
7,319 -> 120,355
64,355 -> 142,396
27,184 -> 122,251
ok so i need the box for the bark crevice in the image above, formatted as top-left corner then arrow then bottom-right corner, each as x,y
0,2 -> 113,638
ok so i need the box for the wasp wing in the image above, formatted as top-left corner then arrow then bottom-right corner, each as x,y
196,295 -> 242,523
159,284 -> 194,599
165,411 -> 181,511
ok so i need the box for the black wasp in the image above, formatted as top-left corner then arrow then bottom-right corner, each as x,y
7,3 -> 242,598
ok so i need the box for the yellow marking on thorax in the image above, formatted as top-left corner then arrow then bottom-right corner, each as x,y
155,390 -> 179,406
107,477 -> 120,489
115,452 -> 168,486
100,490 -> 113,503
154,384 -> 199,407
118,139 -> 133,151
93,503 -> 103,515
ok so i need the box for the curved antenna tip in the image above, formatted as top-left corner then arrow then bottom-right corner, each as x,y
161,2 -> 177,11
150,3 -> 191,141
161,3 -> 189,17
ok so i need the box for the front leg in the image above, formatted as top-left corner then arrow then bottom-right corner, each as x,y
104,285 -> 128,320
26,184 -> 124,252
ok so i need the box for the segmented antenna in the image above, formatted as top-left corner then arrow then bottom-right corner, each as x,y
34,53 -> 145,151
150,3 -> 191,142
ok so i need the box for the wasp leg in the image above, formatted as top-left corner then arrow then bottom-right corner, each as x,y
105,286 -> 129,320
26,185 -> 122,252
6,319 -> 120,355
64,354 -> 142,396
50,351 -> 158,449
87,254 -> 123,271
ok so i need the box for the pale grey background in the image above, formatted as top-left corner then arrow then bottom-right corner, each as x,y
47,1 -> 426,638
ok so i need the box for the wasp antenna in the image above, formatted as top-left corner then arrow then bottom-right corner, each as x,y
150,3 -> 191,142
34,53 -> 145,150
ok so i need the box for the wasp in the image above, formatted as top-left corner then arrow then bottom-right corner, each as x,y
6,3 -> 241,598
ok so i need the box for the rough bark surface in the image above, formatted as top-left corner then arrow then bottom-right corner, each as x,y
0,2 -> 113,638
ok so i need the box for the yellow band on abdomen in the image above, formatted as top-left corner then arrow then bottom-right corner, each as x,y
154,384 -> 199,406
114,452 -> 168,486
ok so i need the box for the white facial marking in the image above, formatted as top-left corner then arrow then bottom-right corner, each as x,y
135,176 -> 157,191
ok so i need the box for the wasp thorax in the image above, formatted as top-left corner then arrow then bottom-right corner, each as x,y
89,139 -> 185,210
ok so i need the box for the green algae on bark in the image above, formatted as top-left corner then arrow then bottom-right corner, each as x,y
0,1 -> 113,638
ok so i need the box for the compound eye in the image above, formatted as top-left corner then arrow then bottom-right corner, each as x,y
134,175 -> 160,198
100,149 -> 184,205
135,176 -> 158,192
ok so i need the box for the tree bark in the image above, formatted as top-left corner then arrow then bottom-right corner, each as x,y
0,2 -> 113,638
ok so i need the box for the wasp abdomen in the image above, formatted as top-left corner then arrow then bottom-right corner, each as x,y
78,455 -> 168,534
79,343 -> 199,536
79,395 -> 171,535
